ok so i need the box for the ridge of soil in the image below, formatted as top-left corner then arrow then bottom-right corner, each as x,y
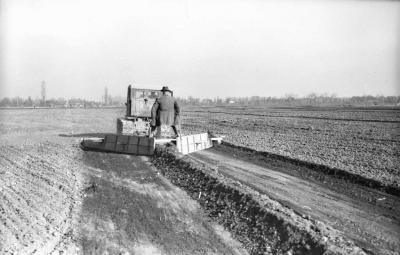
151,146 -> 365,255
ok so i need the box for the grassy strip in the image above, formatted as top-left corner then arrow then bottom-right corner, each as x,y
151,147 -> 364,255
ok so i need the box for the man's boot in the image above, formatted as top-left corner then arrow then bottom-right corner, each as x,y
172,126 -> 181,138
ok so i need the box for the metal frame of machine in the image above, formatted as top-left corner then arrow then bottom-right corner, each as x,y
80,85 -> 223,156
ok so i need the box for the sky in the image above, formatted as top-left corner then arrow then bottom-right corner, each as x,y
1,0 -> 399,100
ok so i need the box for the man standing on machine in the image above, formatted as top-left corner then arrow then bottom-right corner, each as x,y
150,86 -> 181,138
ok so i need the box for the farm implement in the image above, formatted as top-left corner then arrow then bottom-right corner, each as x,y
80,85 -> 223,156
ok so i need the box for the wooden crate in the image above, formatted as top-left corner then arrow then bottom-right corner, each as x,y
83,134 -> 155,156
176,133 -> 212,155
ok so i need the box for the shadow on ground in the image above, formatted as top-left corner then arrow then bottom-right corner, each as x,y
59,133 -> 113,138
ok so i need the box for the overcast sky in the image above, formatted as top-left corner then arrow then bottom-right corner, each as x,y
1,0 -> 399,100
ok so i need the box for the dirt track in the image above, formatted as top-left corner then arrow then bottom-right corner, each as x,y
187,148 -> 400,254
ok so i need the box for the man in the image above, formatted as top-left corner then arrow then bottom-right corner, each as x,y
150,86 -> 181,137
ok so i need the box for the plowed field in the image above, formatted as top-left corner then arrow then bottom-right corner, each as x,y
0,107 -> 399,254
182,106 -> 400,188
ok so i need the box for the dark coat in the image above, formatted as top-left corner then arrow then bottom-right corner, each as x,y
151,95 -> 180,127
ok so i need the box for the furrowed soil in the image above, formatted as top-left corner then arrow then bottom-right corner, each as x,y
0,107 -> 399,254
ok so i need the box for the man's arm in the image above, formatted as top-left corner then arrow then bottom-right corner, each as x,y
174,100 -> 180,116
173,99 -> 181,129
151,99 -> 159,126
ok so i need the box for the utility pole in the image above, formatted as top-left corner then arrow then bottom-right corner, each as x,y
104,87 -> 108,105
41,81 -> 46,106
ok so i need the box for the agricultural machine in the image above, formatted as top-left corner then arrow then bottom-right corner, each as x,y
80,85 -> 223,155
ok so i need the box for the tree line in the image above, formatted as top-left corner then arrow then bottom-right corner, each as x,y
176,94 -> 400,107
1,94 -> 399,108
0,97 -> 124,108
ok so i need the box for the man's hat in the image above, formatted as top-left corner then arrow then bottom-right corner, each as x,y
160,86 -> 172,93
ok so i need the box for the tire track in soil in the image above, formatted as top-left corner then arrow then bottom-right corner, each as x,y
76,152 -> 247,255
0,144 -> 82,254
